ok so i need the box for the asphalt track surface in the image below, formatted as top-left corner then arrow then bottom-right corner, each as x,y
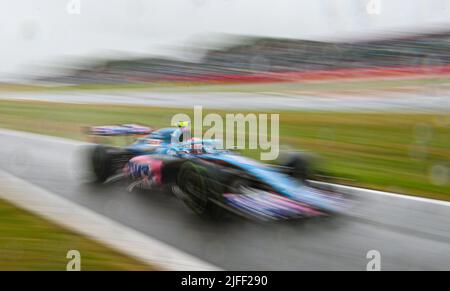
0,129 -> 449,270
1,90 -> 450,111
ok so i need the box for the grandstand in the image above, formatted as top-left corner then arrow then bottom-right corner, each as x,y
39,30 -> 450,85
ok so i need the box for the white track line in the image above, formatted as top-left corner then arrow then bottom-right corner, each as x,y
310,180 -> 450,207
0,169 -> 221,271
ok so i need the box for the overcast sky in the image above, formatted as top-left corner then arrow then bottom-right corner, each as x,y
1,0 -> 449,78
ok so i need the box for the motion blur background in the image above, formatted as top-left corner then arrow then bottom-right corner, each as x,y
0,0 -> 449,270
0,0 -> 449,81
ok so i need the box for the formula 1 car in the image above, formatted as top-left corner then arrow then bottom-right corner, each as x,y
87,123 -> 347,221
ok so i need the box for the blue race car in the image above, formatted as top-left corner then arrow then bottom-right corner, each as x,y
89,124 -> 184,182
89,124 -> 347,221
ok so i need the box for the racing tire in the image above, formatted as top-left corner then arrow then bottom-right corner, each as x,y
91,145 -> 113,183
177,161 -> 224,219
283,152 -> 315,181
90,145 -> 134,183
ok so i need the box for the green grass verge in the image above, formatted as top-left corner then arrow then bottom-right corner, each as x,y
0,197 -> 153,270
0,100 -> 448,201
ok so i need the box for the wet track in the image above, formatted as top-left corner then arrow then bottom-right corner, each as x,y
1,90 -> 450,111
0,129 -> 449,270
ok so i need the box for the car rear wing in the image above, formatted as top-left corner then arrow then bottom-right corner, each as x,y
87,124 -> 153,136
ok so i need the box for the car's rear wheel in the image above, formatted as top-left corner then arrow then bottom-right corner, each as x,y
91,145 -> 112,183
90,145 -> 134,183
177,161 -> 223,218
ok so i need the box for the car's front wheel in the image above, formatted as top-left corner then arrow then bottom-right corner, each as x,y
282,152 -> 315,181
